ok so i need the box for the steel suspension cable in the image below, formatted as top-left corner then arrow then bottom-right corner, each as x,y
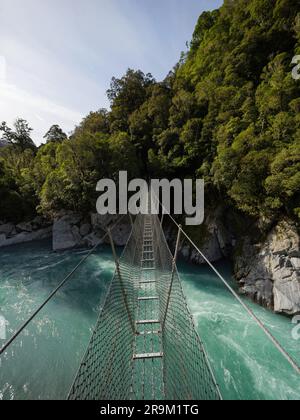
153,193 -> 300,375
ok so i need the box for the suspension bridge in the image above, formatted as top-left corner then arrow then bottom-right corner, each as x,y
0,196 -> 299,400
68,214 -> 221,400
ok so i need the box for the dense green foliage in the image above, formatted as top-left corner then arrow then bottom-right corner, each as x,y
1,0 -> 300,224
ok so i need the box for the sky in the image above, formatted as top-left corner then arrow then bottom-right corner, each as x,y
0,0 -> 223,144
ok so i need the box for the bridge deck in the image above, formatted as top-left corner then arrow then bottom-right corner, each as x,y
132,217 -> 164,400
68,214 -> 222,401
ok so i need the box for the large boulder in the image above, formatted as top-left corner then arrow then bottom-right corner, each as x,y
82,232 -> 105,248
189,226 -> 225,264
61,214 -> 82,226
53,217 -> 82,251
234,220 -> 300,315
0,234 -> 6,246
16,222 -> 33,233
52,212 -> 131,251
166,208 -> 234,264
80,223 -> 91,237
91,214 -> 119,231
0,223 -> 15,237
111,223 -> 132,246
90,213 -> 131,246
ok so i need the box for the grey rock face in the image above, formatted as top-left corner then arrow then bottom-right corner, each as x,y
111,224 -> 132,246
0,217 -> 53,248
80,223 -> 92,237
0,223 -> 15,237
169,208 -> 234,265
31,216 -> 45,228
0,234 -> 6,245
90,213 -> 131,246
234,220 -> 300,315
16,222 -> 33,233
53,218 -> 82,251
0,227 -> 52,248
189,229 -> 224,264
60,214 -> 82,226
52,212 -> 131,251
82,232 -> 105,248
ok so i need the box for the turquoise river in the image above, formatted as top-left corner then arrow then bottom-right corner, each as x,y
0,239 -> 299,400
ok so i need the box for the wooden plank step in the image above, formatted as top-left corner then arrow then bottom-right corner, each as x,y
137,330 -> 161,336
136,320 -> 160,325
133,352 -> 163,360
139,280 -> 156,285
138,296 -> 159,301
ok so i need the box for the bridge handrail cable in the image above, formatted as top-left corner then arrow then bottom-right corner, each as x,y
0,215 -> 128,356
153,193 -> 300,375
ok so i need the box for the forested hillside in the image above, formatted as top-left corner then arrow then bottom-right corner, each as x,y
1,0 -> 300,226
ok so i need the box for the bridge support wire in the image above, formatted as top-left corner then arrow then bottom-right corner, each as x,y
108,227 -> 136,335
162,225 -> 182,331
153,192 -> 300,376
0,215 -> 128,357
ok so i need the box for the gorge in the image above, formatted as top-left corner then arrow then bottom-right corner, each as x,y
0,207 -> 299,316
0,238 -> 299,400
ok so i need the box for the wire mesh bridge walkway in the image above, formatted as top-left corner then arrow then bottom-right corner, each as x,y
68,214 -> 222,400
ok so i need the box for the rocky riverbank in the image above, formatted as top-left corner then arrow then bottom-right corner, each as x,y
0,210 -> 299,316
0,217 -> 52,248
234,220 -> 300,316
52,213 -> 131,251
166,209 -> 300,316
0,212 -> 131,251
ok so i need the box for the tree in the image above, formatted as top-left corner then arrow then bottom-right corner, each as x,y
108,69 -> 155,132
265,138 -> 300,218
1,0 -> 300,227
0,119 -> 36,151
0,144 -> 37,221
44,125 -> 67,143
0,122 -> 13,142
189,10 -> 219,56
72,109 -> 110,137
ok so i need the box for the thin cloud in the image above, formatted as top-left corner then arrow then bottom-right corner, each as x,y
0,0 -> 223,144
0,80 -> 83,143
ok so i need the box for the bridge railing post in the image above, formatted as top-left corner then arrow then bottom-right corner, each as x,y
161,225 -> 182,331
107,228 -> 136,335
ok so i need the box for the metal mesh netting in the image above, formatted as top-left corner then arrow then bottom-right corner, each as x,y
68,216 -> 144,400
68,214 -> 221,400
152,216 -> 221,400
